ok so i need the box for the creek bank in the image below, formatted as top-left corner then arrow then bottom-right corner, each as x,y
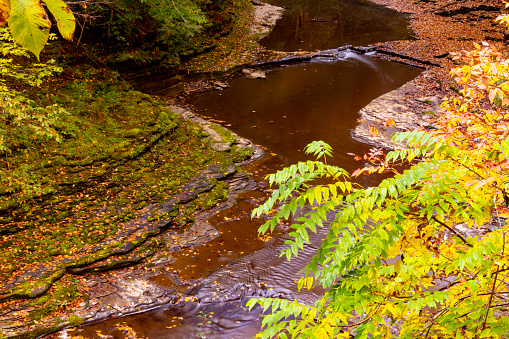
215,0 -> 505,150
142,0 -> 507,151
66,0 -> 508,328
47,116 -> 267,335
125,1 -> 284,97
0,102 -> 266,338
0,2 -> 283,337
351,70 -> 441,149
328,0 -> 506,149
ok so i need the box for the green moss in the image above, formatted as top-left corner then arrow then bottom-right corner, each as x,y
126,128 -> 142,138
5,269 -> 65,301
0,36 -> 257,336
148,206 -> 178,222
230,145 -> 253,163
27,276 -> 81,321
194,181 -> 229,211
209,123 -> 236,145
0,63 -> 237,292
68,314 -> 85,326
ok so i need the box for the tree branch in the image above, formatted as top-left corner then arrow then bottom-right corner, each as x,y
171,0 -> 188,23
431,216 -> 472,247
478,268 -> 498,337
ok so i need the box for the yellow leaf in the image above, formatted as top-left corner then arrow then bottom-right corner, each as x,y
394,259 -> 402,272
385,303 -> 398,316
0,0 -> 10,25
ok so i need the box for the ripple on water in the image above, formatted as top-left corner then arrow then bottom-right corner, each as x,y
55,9 -> 424,338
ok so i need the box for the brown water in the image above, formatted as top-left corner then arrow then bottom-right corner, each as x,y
189,52 -> 420,184
259,0 -> 413,51
64,56 -> 420,339
52,2 -> 422,338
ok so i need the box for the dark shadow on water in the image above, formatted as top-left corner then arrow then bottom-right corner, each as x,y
259,0 -> 414,52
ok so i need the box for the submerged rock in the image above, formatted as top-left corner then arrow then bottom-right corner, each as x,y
242,68 -> 267,79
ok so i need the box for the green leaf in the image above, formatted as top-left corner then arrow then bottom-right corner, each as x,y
44,0 -> 75,41
480,328 -> 491,338
8,0 -> 50,59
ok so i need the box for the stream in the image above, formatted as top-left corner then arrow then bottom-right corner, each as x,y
57,1 -> 421,338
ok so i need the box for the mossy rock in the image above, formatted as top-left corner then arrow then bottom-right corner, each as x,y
126,128 -> 142,138
230,145 -> 253,163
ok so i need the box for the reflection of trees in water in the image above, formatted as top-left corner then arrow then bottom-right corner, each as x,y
261,0 -> 412,51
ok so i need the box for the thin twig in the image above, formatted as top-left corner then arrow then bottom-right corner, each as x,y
450,157 -> 506,196
171,0 -> 188,23
76,16 -> 88,47
424,307 -> 450,339
431,216 -> 472,247
478,268 -> 498,337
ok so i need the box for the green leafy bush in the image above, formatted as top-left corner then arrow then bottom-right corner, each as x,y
248,29 -> 509,339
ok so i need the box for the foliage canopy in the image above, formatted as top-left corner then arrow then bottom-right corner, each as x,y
0,0 -> 75,59
248,15 -> 509,339
0,26 -> 68,197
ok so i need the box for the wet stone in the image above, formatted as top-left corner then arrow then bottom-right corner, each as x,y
211,142 -> 232,151
203,163 -> 237,178
242,68 -> 267,79
227,172 -> 257,192
181,175 -> 215,192
173,191 -> 198,203
352,70 -> 437,149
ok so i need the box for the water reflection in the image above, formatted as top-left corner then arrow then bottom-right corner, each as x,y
188,52 -> 420,185
260,0 -> 413,51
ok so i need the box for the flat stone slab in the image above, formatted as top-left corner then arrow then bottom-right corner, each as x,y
352,70 -> 438,150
